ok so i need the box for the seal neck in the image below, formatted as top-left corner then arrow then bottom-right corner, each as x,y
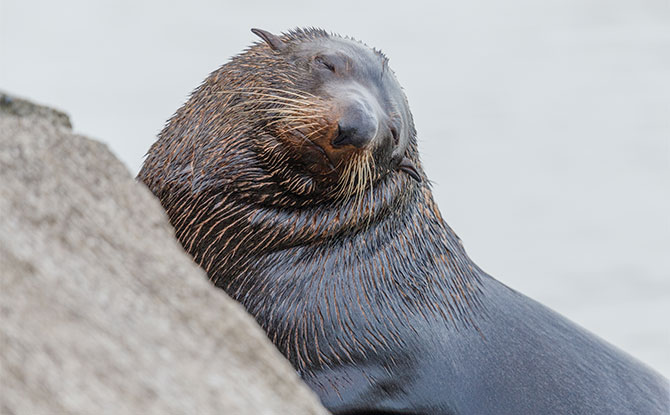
181,172 -> 486,370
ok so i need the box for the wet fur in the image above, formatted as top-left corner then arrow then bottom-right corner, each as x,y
139,28 -> 669,414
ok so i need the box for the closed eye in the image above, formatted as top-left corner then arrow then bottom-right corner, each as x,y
315,55 -> 336,72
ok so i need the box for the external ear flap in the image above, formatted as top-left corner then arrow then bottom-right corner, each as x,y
251,28 -> 286,52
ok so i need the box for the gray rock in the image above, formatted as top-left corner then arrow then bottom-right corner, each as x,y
0,92 -> 328,415
0,92 -> 72,129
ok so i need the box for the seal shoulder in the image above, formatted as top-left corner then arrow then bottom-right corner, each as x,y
306,274 -> 669,414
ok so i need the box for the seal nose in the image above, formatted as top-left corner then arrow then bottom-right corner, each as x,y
332,103 -> 378,149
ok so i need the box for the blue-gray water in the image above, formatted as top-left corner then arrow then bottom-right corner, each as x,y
2,0 -> 668,376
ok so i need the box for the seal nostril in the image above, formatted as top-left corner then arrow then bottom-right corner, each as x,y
332,124 -> 347,148
390,127 -> 399,146
332,121 -> 373,149
333,102 -> 377,149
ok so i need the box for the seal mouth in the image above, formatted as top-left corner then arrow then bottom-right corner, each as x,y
288,128 -> 338,174
396,157 -> 421,182
295,122 -> 422,186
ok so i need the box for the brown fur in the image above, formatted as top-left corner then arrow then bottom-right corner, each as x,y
138,28 -> 484,381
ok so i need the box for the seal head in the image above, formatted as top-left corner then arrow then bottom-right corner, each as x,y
237,28 -> 420,205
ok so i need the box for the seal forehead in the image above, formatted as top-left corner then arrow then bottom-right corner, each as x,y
323,36 -> 387,66
289,34 -> 386,76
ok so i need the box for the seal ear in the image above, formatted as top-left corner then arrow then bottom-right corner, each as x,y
251,28 -> 286,52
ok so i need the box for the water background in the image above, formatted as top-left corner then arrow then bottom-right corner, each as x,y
2,0 -> 668,376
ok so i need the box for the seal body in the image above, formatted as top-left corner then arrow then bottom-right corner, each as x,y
308,275 -> 668,413
138,28 -> 669,414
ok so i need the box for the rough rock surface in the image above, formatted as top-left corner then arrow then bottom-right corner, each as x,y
0,92 -> 328,415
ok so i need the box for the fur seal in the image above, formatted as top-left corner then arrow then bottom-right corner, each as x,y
138,28 -> 669,414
